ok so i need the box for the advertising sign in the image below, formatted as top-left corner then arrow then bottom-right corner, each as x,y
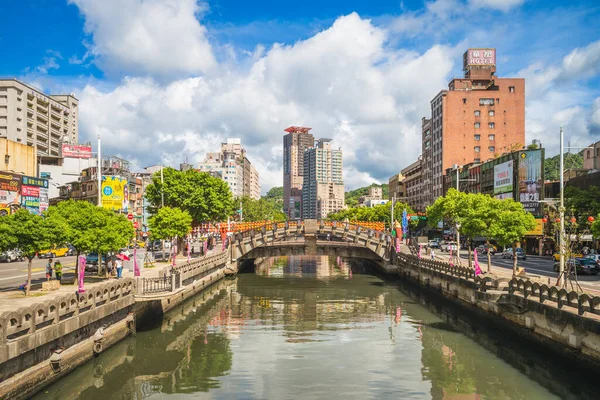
466,48 -> 496,66
21,175 -> 48,188
21,185 -> 40,197
518,150 -> 543,216
493,161 -> 513,195
525,219 -> 544,236
62,143 -> 93,159
102,176 -> 127,211
39,187 -> 49,214
0,172 -> 21,215
494,193 -> 513,200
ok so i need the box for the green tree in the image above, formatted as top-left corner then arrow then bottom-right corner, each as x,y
263,186 -> 284,213
148,207 -> 192,254
145,168 -> 235,223
0,216 -> 17,253
564,186 -> 600,232
457,194 -> 496,271
344,184 -> 389,207
94,208 -> 135,271
239,196 -> 286,222
328,201 -> 417,229
544,152 -> 583,181
489,199 -> 536,276
8,209 -> 53,296
591,216 -> 600,239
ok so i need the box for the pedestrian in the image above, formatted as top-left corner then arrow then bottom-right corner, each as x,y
116,258 -> 123,279
109,259 -> 116,278
430,249 -> 436,260
54,260 -> 63,283
46,258 -> 53,281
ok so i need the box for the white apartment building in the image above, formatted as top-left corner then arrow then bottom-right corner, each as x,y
0,79 -> 78,157
302,138 -> 345,219
198,138 -> 260,199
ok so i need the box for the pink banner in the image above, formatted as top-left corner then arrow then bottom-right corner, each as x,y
474,249 -> 482,276
78,255 -> 86,293
172,243 -> 177,267
449,248 -> 453,267
395,238 -> 400,252
134,248 -> 140,276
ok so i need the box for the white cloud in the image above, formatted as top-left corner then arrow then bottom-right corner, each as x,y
69,0 -> 216,77
35,50 -> 62,74
469,0 -> 524,12
76,13 -> 456,192
561,40 -> 600,79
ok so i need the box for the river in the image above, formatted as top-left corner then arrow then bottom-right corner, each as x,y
35,256 -> 594,399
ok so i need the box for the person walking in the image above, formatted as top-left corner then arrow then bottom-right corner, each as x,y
430,249 -> 436,260
54,260 -> 63,283
46,258 -> 53,281
116,258 -> 123,279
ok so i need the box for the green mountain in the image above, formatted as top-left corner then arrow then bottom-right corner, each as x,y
345,184 -> 389,207
544,152 -> 583,181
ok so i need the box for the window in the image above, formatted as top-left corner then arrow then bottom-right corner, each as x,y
474,134 -> 480,141
587,150 -> 591,159
489,122 -> 495,128
489,146 -> 495,152
489,110 -> 495,116
509,86 -> 515,93
474,158 -> 481,163
474,110 -> 480,116
474,146 -> 481,152
474,122 -> 480,128
462,98 -> 467,104
488,134 -> 495,140
479,98 -> 494,106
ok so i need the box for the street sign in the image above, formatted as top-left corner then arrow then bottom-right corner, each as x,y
127,214 -> 134,220
133,222 -> 139,229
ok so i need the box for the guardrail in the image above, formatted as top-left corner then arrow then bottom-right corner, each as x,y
142,275 -> 172,294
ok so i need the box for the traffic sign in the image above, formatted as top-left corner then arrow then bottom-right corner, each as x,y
133,222 -> 139,229
127,214 -> 134,220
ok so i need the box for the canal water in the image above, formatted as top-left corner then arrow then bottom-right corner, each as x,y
36,256 -> 594,400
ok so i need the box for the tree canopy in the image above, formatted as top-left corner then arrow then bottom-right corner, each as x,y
145,168 -> 235,223
345,184 -> 389,207
148,206 -> 193,241
238,196 -> 286,222
544,152 -> 583,181
328,201 -> 416,228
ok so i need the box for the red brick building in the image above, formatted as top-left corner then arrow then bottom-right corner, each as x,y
422,48 -> 525,207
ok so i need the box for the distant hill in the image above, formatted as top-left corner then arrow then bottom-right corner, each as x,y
262,186 -> 284,211
345,184 -> 389,207
544,152 -> 583,181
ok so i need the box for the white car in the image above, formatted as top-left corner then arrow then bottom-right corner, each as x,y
585,254 -> 600,265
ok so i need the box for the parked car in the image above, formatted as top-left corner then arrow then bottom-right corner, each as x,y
554,258 -> 599,275
428,240 -> 440,249
476,244 -> 497,255
0,249 -> 25,263
553,252 -> 583,261
439,241 -> 449,251
442,242 -> 457,252
38,245 -> 69,258
585,254 -> 600,266
85,252 -> 108,270
502,247 -> 526,260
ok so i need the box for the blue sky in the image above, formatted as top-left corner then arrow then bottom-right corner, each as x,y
1,0 -> 600,191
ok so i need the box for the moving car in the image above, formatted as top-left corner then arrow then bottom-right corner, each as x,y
553,258 -> 599,275
476,244 -> 497,255
553,252 -> 583,261
502,247 -> 527,260
0,249 -> 25,263
444,242 -> 458,252
428,240 -> 440,249
38,245 -> 69,258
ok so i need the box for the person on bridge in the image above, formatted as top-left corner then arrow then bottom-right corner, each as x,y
430,249 -> 436,260
54,260 -> 63,283
46,258 -> 53,281
116,258 -> 123,279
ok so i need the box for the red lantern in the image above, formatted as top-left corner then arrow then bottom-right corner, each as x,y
570,217 -> 577,224
542,217 -> 548,223
588,216 -> 595,223
555,218 -> 561,223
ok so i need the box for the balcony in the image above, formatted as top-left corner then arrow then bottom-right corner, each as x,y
36,113 -> 48,123
36,124 -> 48,133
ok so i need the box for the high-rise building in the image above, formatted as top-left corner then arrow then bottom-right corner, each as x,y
421,48 -> 525,208
197,138 -> 260,199
302,138 -> 345,219
0,79 -> 79,157
283,126 -> 314,219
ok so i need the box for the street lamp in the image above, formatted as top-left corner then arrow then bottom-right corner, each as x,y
557,126 -> 594,287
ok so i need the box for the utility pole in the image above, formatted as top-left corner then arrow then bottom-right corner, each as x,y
391,195 -> 396,230
455,165 -> 461,258
97,134 -> 102,207
559,126 -> 565,287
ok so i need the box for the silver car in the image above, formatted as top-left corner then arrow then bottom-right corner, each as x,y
502,247 -> 526,260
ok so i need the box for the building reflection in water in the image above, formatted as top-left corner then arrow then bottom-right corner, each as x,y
254,255 -> 352,278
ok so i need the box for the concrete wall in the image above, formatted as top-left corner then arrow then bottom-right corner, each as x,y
0,138 -> 36,176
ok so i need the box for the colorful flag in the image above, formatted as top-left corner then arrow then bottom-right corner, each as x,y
78,255 -> 86,293
474,249 -> 482,276
134,248 -> 140,277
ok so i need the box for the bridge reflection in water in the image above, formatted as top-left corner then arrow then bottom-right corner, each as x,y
36,256 -> 594,400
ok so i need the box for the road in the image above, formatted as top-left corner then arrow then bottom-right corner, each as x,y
436,249 -> 600,293
0,256 -> 77,291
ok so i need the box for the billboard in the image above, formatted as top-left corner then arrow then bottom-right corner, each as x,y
466,48 -> 496,66
62,143 -> 93,159
518,150 -> 543,216
102,176 -> 127,211
0,172 -> 21,216
495,193 -> 513,200
20,175 -> 48,215
493,160 -> 513,195
525,218 -> 544,236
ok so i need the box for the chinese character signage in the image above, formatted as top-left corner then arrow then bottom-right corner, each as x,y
466,48 -> 496,66
20,175 -> 48,215
0,172 -> 21,216
62,144 -> 92,159
21,176 -> 48,188
493,160 -> 513,196
518,150 -> 543,216
102,176 -> 127,211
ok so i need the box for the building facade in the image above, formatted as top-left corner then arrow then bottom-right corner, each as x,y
283,126 -> 315,219
401,156 -> 424,212
583,140 -> 600,170
0,79 -> 78,157
301,138 -> 345,219
0,138 -> 37,176
198,138 -> 260,199
421,49 -> 525,208
388,173 -> 406,202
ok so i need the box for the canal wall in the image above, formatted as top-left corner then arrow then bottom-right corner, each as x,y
0,278 -> 136,400
394,252 -> 600,367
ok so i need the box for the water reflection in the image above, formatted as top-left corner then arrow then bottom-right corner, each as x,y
36,256 -> 592,400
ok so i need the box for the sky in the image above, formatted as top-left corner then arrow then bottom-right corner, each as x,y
1,0 -> 600,193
